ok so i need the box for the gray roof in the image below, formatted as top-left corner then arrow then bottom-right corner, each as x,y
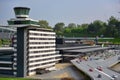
57,46 -> 99,50
64,47 -> 111,53
0,27 -> 16,32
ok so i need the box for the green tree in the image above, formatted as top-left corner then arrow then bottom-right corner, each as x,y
68,23 -> 76,29
80,24 -> 89,34
38,20 -> 52,29
87,20 -> 106,36
64,27 -> 71,33
105,16 -> 120,37
54,22 -> 65,31
53,16 -> 120,38
87,23 -> 95,34
53,22 -> 65,37
80,24 -> 89,29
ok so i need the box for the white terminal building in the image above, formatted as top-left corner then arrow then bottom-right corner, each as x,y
0,7 -> 61,77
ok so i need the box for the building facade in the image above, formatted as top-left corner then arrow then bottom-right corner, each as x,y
16,26 -> 60,77
0,26 -> 60,77
0,7 -> 61,77
0,47 -> 15,76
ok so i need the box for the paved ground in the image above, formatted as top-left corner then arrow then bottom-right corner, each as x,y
71,53 -> 120,80
28,63 -> 87,80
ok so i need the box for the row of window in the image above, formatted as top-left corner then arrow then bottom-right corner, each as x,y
29,33 -> 55,36
14,8 -> 29,15
8,20 -> 38,25
28,46 -> 55,49
29,50 -> 55,54
28,58 -> 55,64
29,42 -> 55,44
29,60 -> 56,68
28,37 -> 55,40
0,64 -> 13,67
29,29 -> 53,33
28,64 -> 55,72
28,54 -> 55,58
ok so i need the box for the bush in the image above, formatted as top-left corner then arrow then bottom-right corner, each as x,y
0,39 -> 11,47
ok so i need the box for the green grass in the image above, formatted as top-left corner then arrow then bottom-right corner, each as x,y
98,38 -> 120,44
0,78 -> 33,80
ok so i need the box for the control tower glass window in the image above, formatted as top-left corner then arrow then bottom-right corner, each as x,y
14,8 -> 29,15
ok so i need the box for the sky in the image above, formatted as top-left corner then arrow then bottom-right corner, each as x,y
0,0 -> 120,27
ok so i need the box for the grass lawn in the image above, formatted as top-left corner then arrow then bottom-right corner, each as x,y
0,78 -> 33,80
98,38 -> 120,44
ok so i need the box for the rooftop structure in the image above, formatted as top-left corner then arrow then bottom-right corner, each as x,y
8,7 -> 39,27
14,7 -> 30,18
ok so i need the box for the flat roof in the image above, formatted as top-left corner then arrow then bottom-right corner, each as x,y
64,47 -> 111,53
14,7 -> 30,10
57,46 -> 99,50
63,54 -> 79,57
0,47 -> 14,52
0,27 -> 16,32
0,47 -> 14,55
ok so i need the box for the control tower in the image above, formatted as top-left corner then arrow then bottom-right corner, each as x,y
8,7 -> 39,27
14,7 -> 30,18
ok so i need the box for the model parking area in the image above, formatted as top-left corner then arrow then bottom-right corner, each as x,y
71,49 -> 120,80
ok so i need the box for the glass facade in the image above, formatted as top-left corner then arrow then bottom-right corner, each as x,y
8,20 -> 39,25
14,7 -> 30,16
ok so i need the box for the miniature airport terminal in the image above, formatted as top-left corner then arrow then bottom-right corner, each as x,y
0,7 -> 120,80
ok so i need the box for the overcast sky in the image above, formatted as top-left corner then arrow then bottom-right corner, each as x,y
0,0 -> 120,27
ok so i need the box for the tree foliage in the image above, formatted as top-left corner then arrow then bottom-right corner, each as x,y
38,20 -> 52,29
54,22 -> 65,31
68,23 -> 76,29
105,16 -> 120,37
54,16 -> 120,38
53,22 -> 65,37
87,20 -> 106,36
38,16 -> 120,38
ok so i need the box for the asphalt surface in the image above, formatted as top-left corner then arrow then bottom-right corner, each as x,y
28,65 -> 86,80
71,52 -> 120,80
